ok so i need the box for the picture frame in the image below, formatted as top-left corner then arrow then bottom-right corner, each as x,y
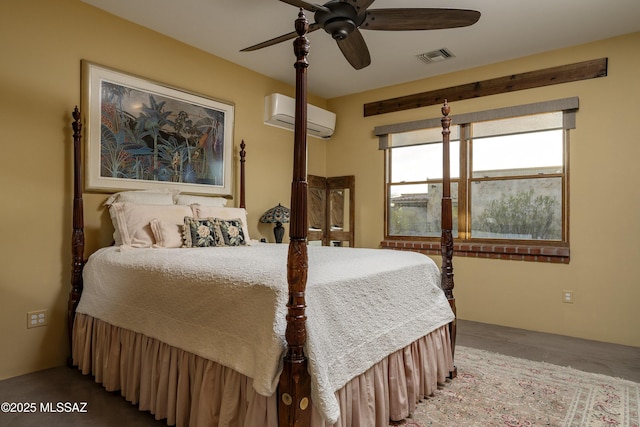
81,60 -> 235,196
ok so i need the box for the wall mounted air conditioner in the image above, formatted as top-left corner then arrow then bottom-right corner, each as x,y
264,93 -> 336,139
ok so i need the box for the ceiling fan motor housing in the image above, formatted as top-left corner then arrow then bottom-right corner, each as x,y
315,1 -> 360,40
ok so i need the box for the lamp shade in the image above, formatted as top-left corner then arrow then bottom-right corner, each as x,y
260,204 -> 290,224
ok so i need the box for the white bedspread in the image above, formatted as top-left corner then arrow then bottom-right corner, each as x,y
77,244 -> 454,423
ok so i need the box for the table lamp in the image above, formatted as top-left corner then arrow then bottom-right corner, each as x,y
259,203 -> 290,243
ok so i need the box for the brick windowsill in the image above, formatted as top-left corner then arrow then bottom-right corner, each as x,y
380,240 -> 570,264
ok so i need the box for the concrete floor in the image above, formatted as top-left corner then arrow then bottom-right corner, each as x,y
456,320 -> 639,382
1,320 -> 638,426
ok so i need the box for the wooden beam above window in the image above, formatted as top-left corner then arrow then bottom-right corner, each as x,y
363,58 -> 607,117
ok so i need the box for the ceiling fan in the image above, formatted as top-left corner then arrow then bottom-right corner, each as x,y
241,0 -> 481,70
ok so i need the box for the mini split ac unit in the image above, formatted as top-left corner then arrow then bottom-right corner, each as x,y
264,93 -> 336,139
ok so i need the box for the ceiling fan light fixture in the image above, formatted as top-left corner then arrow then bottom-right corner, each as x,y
417,48 -> 455,64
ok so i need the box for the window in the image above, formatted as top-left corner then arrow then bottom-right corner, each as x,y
379,98 -> 577,262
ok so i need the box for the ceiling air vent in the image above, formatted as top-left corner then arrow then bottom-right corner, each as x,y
417,48 -> 455,64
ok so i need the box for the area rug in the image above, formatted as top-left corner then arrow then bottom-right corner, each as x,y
400,346 -> 639,427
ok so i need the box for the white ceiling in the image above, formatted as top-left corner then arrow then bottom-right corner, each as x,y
81,0 -> 640,99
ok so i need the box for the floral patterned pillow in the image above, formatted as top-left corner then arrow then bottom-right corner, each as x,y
182,217 -> 221,248
215,218 -> 246,246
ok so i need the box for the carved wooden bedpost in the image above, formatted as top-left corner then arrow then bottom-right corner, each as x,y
239,139 -> 246,209
440,100 -> 457,378
279,9 -> 312,427
67,106 -> 85,366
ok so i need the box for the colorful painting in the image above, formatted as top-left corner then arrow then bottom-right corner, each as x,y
82,61 -> 234,196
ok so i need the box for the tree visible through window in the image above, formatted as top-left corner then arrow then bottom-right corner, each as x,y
474,189 -> 560,240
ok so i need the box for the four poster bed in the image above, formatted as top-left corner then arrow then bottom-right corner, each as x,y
68,11 -> 458,427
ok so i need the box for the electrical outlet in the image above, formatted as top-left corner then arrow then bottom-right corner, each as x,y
562,290 -> 574,304
27,309 -> 48,328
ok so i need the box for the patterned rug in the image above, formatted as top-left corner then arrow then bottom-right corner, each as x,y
401,346 -> 639,427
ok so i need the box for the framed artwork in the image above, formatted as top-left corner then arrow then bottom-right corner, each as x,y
82,61 -> 235,196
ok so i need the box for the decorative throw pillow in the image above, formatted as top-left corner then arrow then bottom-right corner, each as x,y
191,205 -> 251,241
150,219 -> 184,248
109,203 -> 192,248
182,217 -> 221,248
215,218 -> 246,246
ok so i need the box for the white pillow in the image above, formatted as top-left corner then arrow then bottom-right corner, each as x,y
109,203 -> 192,248
150,219 -> 184,248
174,194 -> 227,207
104,188 -> 178,207
191,204 -> 250,241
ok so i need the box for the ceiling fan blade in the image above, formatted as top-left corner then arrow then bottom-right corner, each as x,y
241,23 -> 321,51
279,0 -> 330,13
362,8 -> 481,31
336,28 -> 371,70
346,0 -> 376,15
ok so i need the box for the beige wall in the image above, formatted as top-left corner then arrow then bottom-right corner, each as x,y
1,0 -> 638,380
0,0 -> 327,380
327,32 -> 640,348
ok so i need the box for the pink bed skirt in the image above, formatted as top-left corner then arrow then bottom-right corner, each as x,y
72,313 -> 453,426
